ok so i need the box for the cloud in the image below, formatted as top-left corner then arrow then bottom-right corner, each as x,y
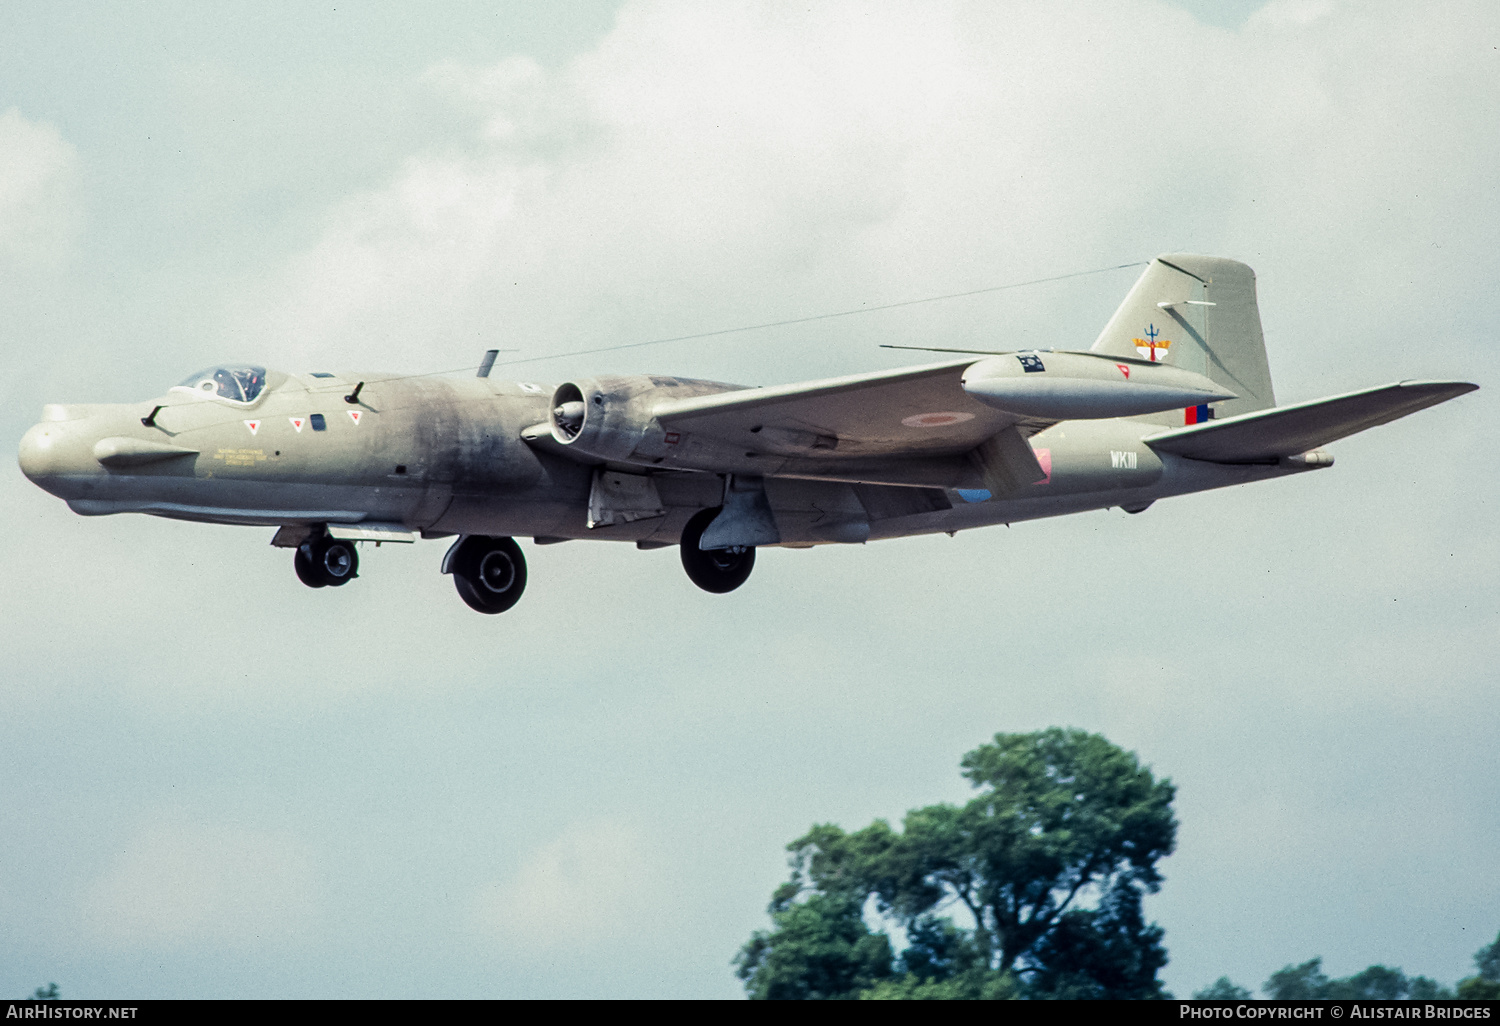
4,1 -> 1495,999
472,820 -> 655,951
232,0 -> 1499,393
1248,0 -> 1337,28
79,823 -> 319,949
0,108 -> 79,268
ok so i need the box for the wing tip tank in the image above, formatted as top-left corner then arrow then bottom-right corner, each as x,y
1395,379 -> 1479,395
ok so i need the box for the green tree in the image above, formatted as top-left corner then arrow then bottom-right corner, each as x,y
861,914 -> 1019,1000
1194,976 -> 1253,999
1264,958 -> 1331,1000
733,891 -> 894,999
1023,882 -> 1170,999
31,984 -> 59,1000
736,728 -> 1177,999
863,969 -> 1019,1000
1264,957 -> 1452,1000
1407,975 -> 1455,1000
1479,931 -> 1500,980
1457,930 -> 1500,1000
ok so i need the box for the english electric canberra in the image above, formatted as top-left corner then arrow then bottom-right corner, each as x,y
18,255 -> 1477,613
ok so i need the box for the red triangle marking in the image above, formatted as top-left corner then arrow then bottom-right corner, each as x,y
1116,364 -> 1130,379
348,410 -> 362,424
245,420 -> 260,435
290,417 -> 305,432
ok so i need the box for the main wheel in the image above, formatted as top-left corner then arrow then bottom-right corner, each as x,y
293,546 -> 326,588
679,507 -> 755,594
449,536 -> 528,614
297,535 -> 359,587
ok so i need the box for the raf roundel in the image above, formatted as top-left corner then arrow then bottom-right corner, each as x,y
901,411 -> 975,429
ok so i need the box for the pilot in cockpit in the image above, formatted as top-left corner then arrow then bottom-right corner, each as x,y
172,365 -> 267,404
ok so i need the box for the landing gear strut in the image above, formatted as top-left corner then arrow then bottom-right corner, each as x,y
444,535 -> 528,614
294,532 -> 359,588
679,507 -> 755,594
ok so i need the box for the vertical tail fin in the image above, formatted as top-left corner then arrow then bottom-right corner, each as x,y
1091,255 -> 1275,424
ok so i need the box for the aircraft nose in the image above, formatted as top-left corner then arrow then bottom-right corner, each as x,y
18,411 -> 100,492
18,420 -> 60,482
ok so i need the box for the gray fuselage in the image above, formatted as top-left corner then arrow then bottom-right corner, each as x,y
17,367 -> 1298,549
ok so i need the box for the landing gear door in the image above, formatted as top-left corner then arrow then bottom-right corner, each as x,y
586,469 -> 666,529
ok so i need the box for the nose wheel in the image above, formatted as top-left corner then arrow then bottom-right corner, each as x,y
444,536 -> 528,614
294,534 -> 359,588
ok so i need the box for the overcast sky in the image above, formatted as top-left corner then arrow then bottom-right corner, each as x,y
1,0 -> 1496,999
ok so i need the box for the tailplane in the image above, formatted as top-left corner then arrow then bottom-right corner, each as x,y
1092,255 -> 1275,425
1144,380 -> 1477,463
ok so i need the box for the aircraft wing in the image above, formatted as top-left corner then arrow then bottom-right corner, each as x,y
649,358 -> 1057,491
653,358 -> 1043,460
1144,380 -> 1478,463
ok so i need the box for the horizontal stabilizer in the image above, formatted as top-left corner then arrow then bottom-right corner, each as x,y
1144,380 -> 1477,463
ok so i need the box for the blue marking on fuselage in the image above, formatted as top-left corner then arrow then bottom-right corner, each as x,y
956,489 -> 992,503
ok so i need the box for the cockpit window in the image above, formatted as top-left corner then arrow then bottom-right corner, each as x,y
173,365 -> 268,404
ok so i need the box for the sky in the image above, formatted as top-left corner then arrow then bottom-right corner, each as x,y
1,0 -> 1497,1000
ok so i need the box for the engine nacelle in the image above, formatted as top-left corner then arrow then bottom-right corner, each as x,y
545,374 -> 745,464
960,350 -> 1237,419
547,376 -> 660,463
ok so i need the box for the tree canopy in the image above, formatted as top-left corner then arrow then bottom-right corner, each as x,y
1262,958 -> 1452,1000
1195,930 -> 1500,1001
734,893 -> 894,1000
735,727 -> 1177,999
1457,930 -> 1500,1000
1194,977 -> 1253,1000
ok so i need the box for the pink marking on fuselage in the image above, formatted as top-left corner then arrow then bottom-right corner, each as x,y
1033,447 -> 1052,485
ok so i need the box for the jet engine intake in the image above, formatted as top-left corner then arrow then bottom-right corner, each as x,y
961,351 -> 1235,419
546,378 -> 656,463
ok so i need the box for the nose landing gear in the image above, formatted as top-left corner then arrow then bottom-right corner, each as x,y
294,533 -> 359,588
443,535 -> 528,614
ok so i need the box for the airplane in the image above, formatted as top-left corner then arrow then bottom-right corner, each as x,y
17,254 -> 1477,614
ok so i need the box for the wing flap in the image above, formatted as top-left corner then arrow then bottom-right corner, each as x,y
1144,380 -> 1477,463
768,453 -> 986,490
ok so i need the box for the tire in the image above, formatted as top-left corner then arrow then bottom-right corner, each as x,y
297,535 -> 359,587
294,545 -> 327,588
450,536 -> 528,614
679,507 -> 755,594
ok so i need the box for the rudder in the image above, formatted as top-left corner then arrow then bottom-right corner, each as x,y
1091,255 -> 1275,424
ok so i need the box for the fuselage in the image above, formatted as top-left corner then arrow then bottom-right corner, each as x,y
17,364 -> 1298,549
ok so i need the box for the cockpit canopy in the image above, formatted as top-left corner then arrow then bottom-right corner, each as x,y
173,365 -> 268,404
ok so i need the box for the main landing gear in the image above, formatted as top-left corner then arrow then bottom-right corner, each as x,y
289,519 -> 749,611
294,532 -> 359,588
443,535 -> 528,614
679,507 -> 755,594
